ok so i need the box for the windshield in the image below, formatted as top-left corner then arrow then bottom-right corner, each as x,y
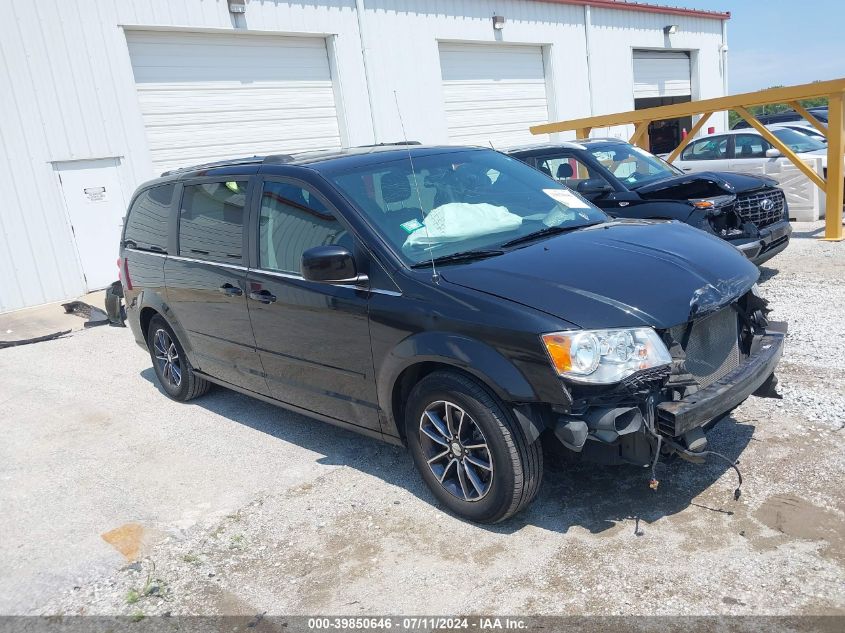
771,128 -> 827,153
587,143 -> 683,189
324,149 -> 608,265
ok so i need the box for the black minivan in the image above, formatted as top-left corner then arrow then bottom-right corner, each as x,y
121,145 -> 785,523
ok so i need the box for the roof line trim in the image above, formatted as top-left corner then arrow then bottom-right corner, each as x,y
538,0 -> 730,21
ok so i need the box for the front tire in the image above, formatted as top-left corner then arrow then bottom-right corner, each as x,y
146,315 -> 210,402
405,370 -> 543,523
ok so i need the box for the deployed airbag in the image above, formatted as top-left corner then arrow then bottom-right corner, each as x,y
403,203 -> 522,248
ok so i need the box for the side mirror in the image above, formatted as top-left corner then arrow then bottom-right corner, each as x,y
577,179 -> 613,195
765,148 -> 782,158
301,245 -> 366,285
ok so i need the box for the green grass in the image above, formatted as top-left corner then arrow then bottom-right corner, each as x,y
229,534 -> 246,550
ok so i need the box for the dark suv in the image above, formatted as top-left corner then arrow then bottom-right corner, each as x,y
732,109 -> 828,129
121,146 -> 785,523
508,140 -> 792,265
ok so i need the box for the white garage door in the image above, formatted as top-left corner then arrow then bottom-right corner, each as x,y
126,31 -> 342,175
439,43 -> 550,147
633,50 -> 691,98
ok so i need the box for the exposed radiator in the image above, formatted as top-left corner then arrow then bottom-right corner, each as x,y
669,307 -> 741,389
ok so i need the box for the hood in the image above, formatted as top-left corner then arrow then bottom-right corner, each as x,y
636,171 -> 778,199
440,220 -> 759,330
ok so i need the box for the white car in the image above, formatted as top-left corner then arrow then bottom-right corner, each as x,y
768,123 -> 827,144
672,128 -> 828,175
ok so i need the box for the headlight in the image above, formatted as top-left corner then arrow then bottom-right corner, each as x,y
690,194 -> 736,213
541,328 -> 672,384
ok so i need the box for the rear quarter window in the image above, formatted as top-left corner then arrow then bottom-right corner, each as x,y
124,184 -> 175,252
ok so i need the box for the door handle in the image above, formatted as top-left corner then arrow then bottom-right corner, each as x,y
682,167 -> 692,171
249,289 -> 277,304
217,283 -> 243,297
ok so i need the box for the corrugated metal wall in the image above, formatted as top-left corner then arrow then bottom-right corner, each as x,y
0,0 -> 727,312
587,5 -> 726,138
0,0 -> 370,312
362,0 -> 591,143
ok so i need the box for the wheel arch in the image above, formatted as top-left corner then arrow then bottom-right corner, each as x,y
139,306 -> 159,340
379,332 -> 540,442
136,300 -> 197,366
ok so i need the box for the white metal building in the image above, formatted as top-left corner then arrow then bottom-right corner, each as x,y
0,0 -> 730,312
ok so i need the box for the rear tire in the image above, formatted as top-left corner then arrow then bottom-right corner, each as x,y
405,370 -> 543,523
146,315 -> 210,402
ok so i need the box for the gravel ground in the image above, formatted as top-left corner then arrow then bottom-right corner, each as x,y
1,223 -> 843,618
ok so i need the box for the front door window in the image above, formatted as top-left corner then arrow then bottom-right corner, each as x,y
258,181 -> 347,275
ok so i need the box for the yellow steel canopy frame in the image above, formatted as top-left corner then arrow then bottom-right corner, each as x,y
530,78 -> 845,241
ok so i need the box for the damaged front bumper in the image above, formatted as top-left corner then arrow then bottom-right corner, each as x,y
730,220 -> 792,266
656,324 -> 785,437
550,309 -> 786,471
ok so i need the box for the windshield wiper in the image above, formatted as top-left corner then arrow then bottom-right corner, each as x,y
500,224 -> 593,248
410,248 -> 504,268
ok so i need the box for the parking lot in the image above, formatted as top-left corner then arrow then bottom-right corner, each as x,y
1,222 -> 843,617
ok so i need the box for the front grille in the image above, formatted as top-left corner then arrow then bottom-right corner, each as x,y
734,189 -> 785,228
669,307 -> 741,389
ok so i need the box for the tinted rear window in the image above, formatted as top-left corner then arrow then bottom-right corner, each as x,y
179,181 -> 247,263
124,184 -> 175,252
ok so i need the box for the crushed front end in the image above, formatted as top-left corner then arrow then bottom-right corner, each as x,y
637,172 -> 792,266
699,188 -> 792,266
548,288 -> 786,492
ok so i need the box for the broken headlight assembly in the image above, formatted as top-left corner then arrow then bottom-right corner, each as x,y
541,328 -> 672,384
690,194 -> 736,215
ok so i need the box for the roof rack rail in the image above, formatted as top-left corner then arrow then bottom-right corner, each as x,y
357,141 -> 422,147
161,156 -> 263,176
262,154 -> 296,164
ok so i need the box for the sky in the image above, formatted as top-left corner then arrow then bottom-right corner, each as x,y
662,0 -> 845,92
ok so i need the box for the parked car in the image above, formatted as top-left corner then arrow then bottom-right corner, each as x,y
768,122 -> 827,144
672,127 -> 833,181
807,106 -> 829,122
732,108 -> 828,129
508,139 -> 791,265
120,145 -> 785,523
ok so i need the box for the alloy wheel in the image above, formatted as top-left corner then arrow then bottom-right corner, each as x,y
153,328 -> 182,388
419,400 -> 494,502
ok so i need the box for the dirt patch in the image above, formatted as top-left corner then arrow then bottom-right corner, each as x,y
754,495 -> 845,563
101,523 -> 159,561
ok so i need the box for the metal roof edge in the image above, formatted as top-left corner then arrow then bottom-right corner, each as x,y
538,0 -> 730,21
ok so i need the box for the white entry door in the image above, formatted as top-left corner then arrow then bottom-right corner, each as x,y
56,158 -> 126,291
